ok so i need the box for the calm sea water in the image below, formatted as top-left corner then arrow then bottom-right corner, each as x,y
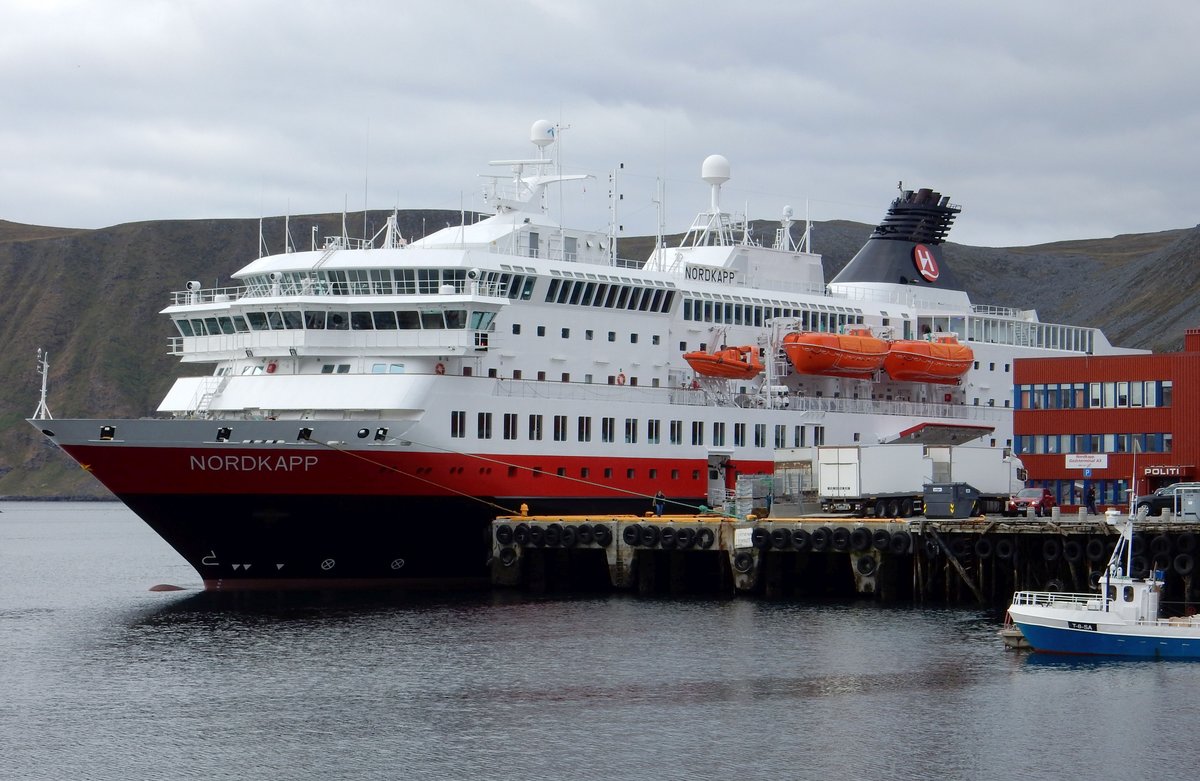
3,501 -> 1199,781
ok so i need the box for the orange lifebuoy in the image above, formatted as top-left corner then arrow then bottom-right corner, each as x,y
434,362 -> 446,375
266,362 -> 277,374
616,372 -> 626,386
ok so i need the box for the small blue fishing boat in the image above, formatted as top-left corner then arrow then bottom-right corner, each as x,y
1007,509 -> 1200,658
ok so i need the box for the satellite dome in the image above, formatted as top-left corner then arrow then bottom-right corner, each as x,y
530,119 -> 555,147
701,154 -> 731,185
782,205 -> 794,220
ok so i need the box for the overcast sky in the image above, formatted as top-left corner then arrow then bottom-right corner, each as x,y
3,1 -> 1198,248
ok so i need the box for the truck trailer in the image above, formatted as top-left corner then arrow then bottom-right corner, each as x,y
817,444 -> 1026,517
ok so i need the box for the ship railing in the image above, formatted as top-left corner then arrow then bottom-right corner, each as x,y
972,304 -> 1027,318
781,395 -> 1006,421
169,286 -> 248,305
167,328 -> 491,357
1011,590 -> 1099,608
829,285 -> 971,313
488,380 -> 1001,419
169,280 -> 509,305
322,235 -> 372,251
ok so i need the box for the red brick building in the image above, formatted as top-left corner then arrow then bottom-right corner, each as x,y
1013,329 -> 1200,511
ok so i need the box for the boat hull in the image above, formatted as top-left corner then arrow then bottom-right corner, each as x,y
117,490 -> 683,589
1009,606 -> 1200,658
35,417 -> 729,588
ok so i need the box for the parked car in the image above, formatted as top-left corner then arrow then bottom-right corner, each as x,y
1134,482 -> 1200,516
1006,487 -> 1055,517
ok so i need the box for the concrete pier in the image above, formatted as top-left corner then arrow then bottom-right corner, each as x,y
490,513 -> 1200,606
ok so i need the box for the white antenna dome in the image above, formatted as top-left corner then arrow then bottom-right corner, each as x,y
701,154 -> 731,185
782,205 -> 794,220
530,119 -> 555,147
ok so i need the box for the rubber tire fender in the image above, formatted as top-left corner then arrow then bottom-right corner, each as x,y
732,551 -> 754,573
855,554 -> 878,577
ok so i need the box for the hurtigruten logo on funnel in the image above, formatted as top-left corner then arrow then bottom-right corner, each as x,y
913,244 -> 939,282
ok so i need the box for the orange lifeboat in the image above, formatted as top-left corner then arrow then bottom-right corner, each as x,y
884,334 -> 973,384
683,345 -> 764,380
781,328 -> 889,379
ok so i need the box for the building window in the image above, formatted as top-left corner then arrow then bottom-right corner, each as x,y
537,325 -> 546,337
754,424 -> 767,447
561,327 -> 570,338
553,415 -> 568,442
608,331 -> 616,342
692,420 -> 704,446
477,412 -> 492,439
529,414 -> 543,440
578,416 -> 592,442
734,423 -> 746,447
512,324 -> 521,335
586,330 -> 594,340
503,413 -> 518,440
450,410 -> 465,438
713,422 -> 726,447
670,420 -> 683,445
625,418 -> 638,444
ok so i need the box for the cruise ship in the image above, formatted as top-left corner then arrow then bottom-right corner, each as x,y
31,121 -> 1137,588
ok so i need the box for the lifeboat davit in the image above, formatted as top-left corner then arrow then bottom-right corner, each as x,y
883,335 -> 973,384
781,328 -> 889,379
683,345 -> 764,380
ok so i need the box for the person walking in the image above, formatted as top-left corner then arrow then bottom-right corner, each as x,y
654,490 -> 666,517
1086,486 -> 1097,515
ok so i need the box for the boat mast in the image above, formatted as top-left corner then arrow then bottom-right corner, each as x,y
33,348 -> 52,420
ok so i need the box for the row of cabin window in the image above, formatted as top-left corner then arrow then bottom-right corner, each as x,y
682,299 -> 864,330
510,324 -> 661,346
243,269 -> 535,300
1014,381 -> 1173,410
175,309 -> 497,337
449,411 -> 821,448
1015,433 -> 1174,456
543,278 -> 675,312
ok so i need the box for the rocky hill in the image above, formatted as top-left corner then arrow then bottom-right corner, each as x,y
2,212 -> 1198,498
